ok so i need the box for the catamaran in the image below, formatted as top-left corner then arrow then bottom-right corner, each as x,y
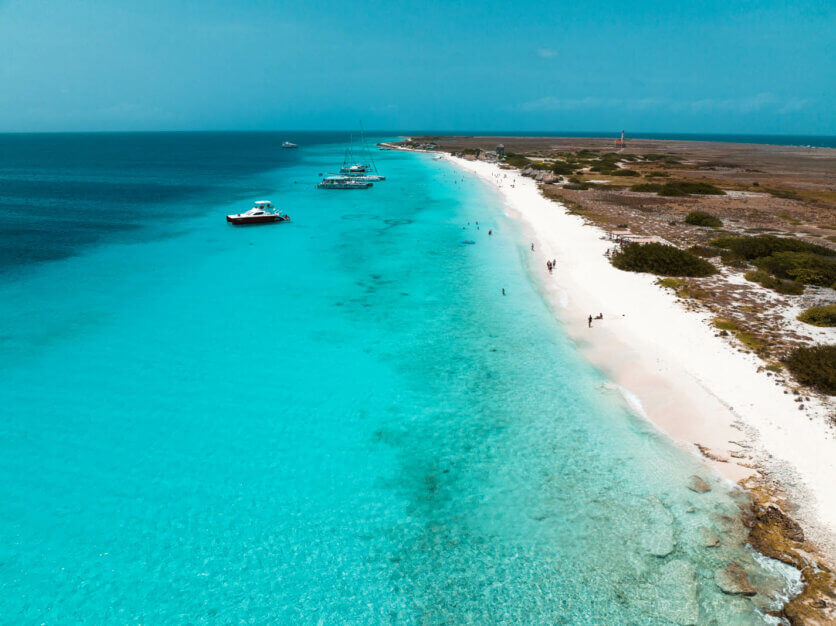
226,200 -> 290,224
339,126 -> 385,180
316,175 -> 372,190
340,169 -> 385,182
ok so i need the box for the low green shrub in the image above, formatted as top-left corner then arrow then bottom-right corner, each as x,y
504,153 -> 531,168
797,304 -> 836,327
783,345 -> 836,395
655,278 -> 708,299
550,160 -> 575,175
685,211 -> 722,227
642,154 -> 681,163
713,318 -> 739,331
743,270 -> 805,295
687,245 -> 721,257
611,169 -> 640,176
660,181 -> 725,196
765,187 -> 802,200
631,182 -> 664,193
720,251 -> 749,269
752,252 -> 836,287
612,243 -> 718,277
630,181 -> 724,196
710,235 -> 835,260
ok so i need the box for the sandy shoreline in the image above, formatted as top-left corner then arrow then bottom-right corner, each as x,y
441,154 -> 836,560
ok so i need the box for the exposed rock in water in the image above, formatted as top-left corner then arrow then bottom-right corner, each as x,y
741,488 -> 835,625
687,475 -> 711,493
699,527 -> 720,547
759,506 -> 804,543
715,563 -> 757,596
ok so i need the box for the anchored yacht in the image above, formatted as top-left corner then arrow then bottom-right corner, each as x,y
226,201 -> 290,224
316,175 -> 372,190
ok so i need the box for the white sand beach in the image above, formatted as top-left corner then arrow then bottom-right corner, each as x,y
447,155 -> 836,559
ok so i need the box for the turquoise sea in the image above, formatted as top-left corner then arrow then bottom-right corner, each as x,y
0,133 -> 797,623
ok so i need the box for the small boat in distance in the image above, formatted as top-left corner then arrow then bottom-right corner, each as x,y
317,175 -> 372,190
227,201 -> 290,225
282,141 -> 298,149
340,163 -> 370,174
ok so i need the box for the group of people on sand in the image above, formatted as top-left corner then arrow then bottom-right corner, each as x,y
588,313 -> 604,327
546,259 -> 556,273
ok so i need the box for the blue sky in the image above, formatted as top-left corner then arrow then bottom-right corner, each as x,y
0,0 -> 833,133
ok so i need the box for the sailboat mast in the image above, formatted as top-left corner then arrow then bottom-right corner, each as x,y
359,122 -> 378,173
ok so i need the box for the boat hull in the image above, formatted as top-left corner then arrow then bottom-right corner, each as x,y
226,215 -> 290,225
316,184 -> 372,189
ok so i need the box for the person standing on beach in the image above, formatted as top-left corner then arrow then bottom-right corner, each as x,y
588,315 -> 593,328
531,243 -> 535,252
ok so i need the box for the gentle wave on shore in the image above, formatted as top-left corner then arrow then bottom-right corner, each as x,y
0,134 -> 797,622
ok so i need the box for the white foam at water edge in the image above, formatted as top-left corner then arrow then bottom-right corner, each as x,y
751,547 -> 804,623
616,384 -> 648,418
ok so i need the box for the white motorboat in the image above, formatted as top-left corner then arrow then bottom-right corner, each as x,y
227,200 -> 290,224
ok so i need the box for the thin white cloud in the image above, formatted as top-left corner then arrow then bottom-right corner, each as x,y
519,93 -> 811,115
520,97 -> 665,112
778,98 -> 811,114
536,48 -> 559,59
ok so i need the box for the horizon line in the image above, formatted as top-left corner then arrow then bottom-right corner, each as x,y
0,129 -> 834,138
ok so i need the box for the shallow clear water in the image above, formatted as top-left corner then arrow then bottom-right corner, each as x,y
0,134 -> 792,623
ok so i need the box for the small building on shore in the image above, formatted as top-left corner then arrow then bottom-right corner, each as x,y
606,229 -> 670,247
496,144 -> 505,159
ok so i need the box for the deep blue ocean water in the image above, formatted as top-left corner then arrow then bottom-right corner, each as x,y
0,133 -> 797,623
